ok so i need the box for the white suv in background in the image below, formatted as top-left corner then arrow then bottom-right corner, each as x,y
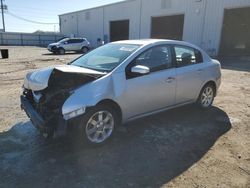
47,38 -> 90,55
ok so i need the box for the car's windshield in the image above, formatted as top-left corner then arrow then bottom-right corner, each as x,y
71,43 -> 141,72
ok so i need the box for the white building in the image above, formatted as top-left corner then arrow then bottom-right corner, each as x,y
59,0 -> 250,56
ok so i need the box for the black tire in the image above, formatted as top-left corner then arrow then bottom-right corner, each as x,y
51,46 -> 57,54
197,84 -> 215,109
58,48 -> 65,55
78,104 -> 119,145
81,46 -> 89,53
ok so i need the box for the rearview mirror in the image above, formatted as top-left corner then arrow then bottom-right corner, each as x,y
131,65 -> 150,75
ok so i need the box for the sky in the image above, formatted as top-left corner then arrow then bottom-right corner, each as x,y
1,0 -> 123,33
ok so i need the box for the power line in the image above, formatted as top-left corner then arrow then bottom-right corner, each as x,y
7,12 -> 58,20
9,8 -> 57,16
9,7 -> 59,15
9,5 -> 61,12
6,11 -> 59,25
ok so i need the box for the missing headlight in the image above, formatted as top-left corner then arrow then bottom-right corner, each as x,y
63,107 -> 86,120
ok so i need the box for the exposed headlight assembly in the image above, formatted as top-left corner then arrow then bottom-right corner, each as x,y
63,107 -> 86,120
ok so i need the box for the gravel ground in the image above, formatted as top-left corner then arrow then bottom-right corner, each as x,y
0,46 -> 249,188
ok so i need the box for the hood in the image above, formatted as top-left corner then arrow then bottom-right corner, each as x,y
23,65 -> 105,91
49,42 -> 60,46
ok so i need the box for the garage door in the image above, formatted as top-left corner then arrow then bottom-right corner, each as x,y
110,20 -> 129,42
151,14 -> 184,40
220,7 -> 250,56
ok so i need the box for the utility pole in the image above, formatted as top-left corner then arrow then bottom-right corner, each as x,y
1,0 -> 5,32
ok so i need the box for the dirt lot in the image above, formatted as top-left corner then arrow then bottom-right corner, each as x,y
0,46 -> 249,188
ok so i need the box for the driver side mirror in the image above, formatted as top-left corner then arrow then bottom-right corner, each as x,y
64,41 -> 68,44
131,65 -> 150,75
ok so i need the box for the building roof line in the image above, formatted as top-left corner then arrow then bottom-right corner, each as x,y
58,0 -> 136,17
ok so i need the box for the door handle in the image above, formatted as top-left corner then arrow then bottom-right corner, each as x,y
165,77 -> 175,83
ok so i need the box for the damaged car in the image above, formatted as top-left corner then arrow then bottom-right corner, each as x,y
21,39 -> 221,145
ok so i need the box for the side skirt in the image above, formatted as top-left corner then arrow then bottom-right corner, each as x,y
124,100 -> 195,124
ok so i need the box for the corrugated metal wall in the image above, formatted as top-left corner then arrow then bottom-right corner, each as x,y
104,0 -> 141,40
203,0 -> 250,55
77,7 -> 104,46
140,0 -> 206,45
59,0 -> 250,55
0,32 -> 64,46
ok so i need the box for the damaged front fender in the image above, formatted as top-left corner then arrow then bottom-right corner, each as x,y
22,64 -> 107,134
62,73 -> 116,119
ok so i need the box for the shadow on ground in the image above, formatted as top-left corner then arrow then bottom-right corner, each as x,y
0,106 -> 231,188
219,56 -> 250,72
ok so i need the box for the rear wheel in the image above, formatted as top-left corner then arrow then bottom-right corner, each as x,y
81,46 -> 89,53
197,84 -> 215,108
79,104 -> 118,145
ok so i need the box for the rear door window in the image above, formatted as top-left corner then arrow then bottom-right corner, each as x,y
74,39 -> 84,43
174,46 -> 203,67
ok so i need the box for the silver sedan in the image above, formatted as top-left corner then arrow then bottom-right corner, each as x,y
21,39 -> 221,145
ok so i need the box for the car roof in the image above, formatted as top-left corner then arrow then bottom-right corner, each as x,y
65,38 -> 86,40
113,39 -> 169,45
112,39 -> 211,63
113,39 -> 208,54
113,39 -> 198,47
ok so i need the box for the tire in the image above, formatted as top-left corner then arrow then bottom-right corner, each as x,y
51,46 -> 57,54
197,84 -> 215,108
79,104 -> 119,145
58,48 -> 65,55
81,46 -> 89,53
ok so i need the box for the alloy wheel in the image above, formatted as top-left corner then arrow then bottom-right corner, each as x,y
201,86 -> 214,108
85,111 -> 114,143
82,47 -> 88,53
59,48 -> 65,55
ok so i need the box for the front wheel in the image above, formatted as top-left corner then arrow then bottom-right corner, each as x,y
197,84 -> 215,108
79,105 -> 118,145
58,48 -> 65,55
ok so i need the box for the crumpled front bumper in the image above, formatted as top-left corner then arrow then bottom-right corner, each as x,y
20,95 -> 67,137
47,46 -> 57,52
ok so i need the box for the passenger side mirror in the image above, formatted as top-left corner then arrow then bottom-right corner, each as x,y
131,65 -> 150,75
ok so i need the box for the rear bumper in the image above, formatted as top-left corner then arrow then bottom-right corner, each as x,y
20,95 -> 67,136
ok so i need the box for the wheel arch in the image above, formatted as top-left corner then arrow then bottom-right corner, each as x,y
82,46 -> 89,50
58,46 -> 65,50
201,80 -> 217,96
96,99 -> 122,124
